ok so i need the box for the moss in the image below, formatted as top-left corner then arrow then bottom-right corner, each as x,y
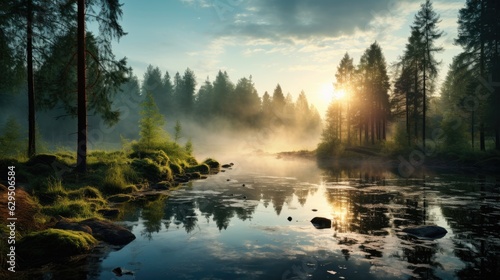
67,186 -> 103,200
169,161 -> 183,175
107,194 -> 134,203
129,150 -> 170,166
122,184 -> 139,194
18,229 -> 97,265
203,158 -> 220,169
185,163 -> 210,174
42,198 -> 95,219
131,158 -> 172,182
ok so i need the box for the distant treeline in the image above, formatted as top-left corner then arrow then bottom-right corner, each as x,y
0,64 -> 322,154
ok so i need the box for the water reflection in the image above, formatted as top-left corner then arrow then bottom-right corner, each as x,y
24,156 -> 500,279
99,157 -> 499,279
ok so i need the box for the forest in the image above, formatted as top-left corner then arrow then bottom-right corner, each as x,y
318,0 -> 500,165
0,1 -> 498,167
0,0 -> 500,277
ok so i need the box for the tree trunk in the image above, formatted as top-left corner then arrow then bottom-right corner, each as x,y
471,111 -> 475,150
422,57 -> 426,150
480,122 -> 485,151
76,0 -> 87,173
479,0 -> 486,151
27,0 -> 35,158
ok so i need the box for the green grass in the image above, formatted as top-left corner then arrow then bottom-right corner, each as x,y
41,198 -> 96,219
17,229 -> 97,264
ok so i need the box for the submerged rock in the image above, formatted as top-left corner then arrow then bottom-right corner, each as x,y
402,225 -> 448,239
311,217 -> 332,229
112,267 -> 135,276
80,218 -> 136,245
221,163 -> 234,168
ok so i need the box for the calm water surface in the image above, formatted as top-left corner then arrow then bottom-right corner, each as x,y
47,155 -> 500,279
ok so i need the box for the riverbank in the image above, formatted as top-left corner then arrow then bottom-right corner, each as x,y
0,150 -> 220,273
277,147 -> 500,176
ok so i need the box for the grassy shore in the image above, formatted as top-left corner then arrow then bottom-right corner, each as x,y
0,148 -> 220,271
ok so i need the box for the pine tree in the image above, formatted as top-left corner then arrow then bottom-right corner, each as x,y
413,0 -> 443,149
335,53 -> 355,144
139,92 -> 167,150
456,0 -> 500,150
76,0 -> 128,172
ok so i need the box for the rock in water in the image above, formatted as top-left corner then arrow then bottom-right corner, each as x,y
113,267 -> 134,276
287,216 -> 292,222
402,225 -> 447,239
310,217 -> 331,229
80,218 -> 136,245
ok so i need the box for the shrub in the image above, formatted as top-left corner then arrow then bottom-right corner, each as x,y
101,165 -> 129,195
316,139 -> 343,159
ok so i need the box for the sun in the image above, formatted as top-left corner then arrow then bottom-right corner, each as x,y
320,83 -> 346,103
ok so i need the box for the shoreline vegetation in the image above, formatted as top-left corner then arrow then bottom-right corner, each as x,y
0,149 -> 221,272
277,146 -> 500,175
0,91 -> 223,273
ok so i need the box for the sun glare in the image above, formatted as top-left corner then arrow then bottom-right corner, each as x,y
320,83 -> 346,103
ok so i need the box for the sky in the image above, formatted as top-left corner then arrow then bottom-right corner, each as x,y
110,0 -> 465,116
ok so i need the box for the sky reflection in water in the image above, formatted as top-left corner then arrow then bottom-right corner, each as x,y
96,155 -> 500,280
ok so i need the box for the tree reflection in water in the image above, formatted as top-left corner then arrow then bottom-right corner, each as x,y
125,161 -> 499,279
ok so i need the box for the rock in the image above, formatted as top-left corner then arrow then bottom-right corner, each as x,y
185,164 -> 210,174
242,184 -> 245,187
312,209 -> 318,212
26,154 -> 57,166
402,225 -> 448,239
221,163 -> 234,168
203,158 -> 220,169
18,229 -> 97,266
226,179 -> 230,181
97,208 -> 121,219
80,218 -> 136,246
113,267 -> 134,276
311,217 -> 332,229
54,219 -> 92,234
108,194 -> 134,203
153,181 -> 172,190
186,172 -> 202,179
287,216 -> 292,222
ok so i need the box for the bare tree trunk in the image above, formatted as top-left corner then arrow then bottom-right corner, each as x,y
76,0 -> 87,172
422,57 -> 426,150
27,0 -> 35,158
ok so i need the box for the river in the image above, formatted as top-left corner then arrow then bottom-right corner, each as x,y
28,154 -> 500,279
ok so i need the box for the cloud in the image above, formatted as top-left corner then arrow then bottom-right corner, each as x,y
214,0 -> 413,41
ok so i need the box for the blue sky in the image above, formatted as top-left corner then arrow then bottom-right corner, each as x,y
111,0 -> 464,116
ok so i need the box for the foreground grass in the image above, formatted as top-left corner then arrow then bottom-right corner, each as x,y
0,147 -> 220,271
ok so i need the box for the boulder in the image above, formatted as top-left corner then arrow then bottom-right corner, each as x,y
18,229 -> 97,266
402,225 -> 447,239
80,218 -> 136,246
54,218 -> 92,235
97,208 -> 121,219
113,267 -> 135,276
311,217 -> 331,229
